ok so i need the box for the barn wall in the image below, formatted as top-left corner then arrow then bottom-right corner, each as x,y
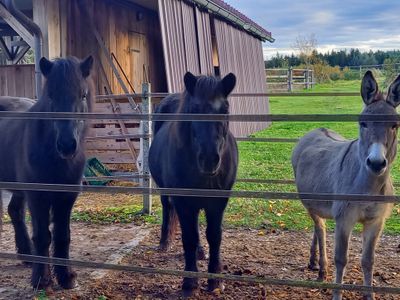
33,0 -> 168,164
0,64 -> 35,98
158,0 -> 213,92
214,18 -> 270,137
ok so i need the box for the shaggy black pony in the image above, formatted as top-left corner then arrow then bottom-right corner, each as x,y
149,72 -> 238,296
0,56 -> 94,289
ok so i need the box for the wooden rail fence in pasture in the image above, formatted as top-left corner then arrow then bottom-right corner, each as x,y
2,91 -> 400,297
266,67 -> 314,92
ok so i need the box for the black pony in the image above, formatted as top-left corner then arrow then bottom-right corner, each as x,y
149,72 -> 238,296
0,56 -> 94,289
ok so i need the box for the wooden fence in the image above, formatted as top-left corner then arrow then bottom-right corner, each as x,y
266,67 -> 314,92
0,64 -> 35,98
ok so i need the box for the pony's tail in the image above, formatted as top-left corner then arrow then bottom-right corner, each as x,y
160,196 -> 179,250
168,205 -> 179,242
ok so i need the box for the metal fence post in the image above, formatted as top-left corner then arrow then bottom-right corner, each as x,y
141,82 -> 152,214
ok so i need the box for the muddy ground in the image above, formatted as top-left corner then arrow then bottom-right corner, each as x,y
1,224 -> 400,300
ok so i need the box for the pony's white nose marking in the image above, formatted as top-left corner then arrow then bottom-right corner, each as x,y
368,143 -> 386,163
211,98 -> 223,110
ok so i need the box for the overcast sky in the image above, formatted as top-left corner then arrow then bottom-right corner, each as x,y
225,0 -> 400,59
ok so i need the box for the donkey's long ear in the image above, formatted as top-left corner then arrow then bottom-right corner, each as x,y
40,57 -> 53,77
184,72 -> 197,95
387,74 -> 400,108
221,73 -> 236,97
80,55 -> 94,78
361,70 -> 378,105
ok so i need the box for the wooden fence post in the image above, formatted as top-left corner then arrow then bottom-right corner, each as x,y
288,67 -> 293,92
141,82 -> 152,214
305,69 -> 309,89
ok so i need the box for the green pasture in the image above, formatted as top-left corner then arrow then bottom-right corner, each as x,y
72,79 -> 400,234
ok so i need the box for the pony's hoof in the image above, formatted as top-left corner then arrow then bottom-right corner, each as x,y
207,279 -> 225,293
56,270 -> 77,289
197,246 -> 207,260
308,263 -> 319,271
182,278 -> 198,298
362,294 -> 375,300
317,271 -> 327,282
159,242 -> 171,252
31,276 -> 53,290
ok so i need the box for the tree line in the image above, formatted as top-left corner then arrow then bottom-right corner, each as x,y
266,49 -> 400,69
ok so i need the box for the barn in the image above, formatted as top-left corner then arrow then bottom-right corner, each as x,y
0,0 -> 274,165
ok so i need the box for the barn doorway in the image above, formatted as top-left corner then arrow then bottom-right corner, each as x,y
129,31 -> 150,93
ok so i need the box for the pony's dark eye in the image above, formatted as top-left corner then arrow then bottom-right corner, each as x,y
392,124 -> 398,130
360,122 -> 367,128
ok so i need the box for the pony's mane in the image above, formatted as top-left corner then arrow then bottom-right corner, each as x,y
41,57 -> 95,110
172,75 -> 224,147
177,75 -> 222,114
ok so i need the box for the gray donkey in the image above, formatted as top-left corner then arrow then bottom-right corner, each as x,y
292,71 -> 400,300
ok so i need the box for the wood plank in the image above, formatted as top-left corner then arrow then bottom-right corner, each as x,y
0,4 -> 34,48
85,140 -> 140,151
85,150 -> 136,164
88,126 -> 140,137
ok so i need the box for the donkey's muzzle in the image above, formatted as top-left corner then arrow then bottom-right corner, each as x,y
366,157 -> 387,174
56,138 -> 78,159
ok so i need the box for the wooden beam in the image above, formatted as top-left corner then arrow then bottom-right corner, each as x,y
12,44 -> 30,64
0,37 -> 12,60
0,4 -> 34,48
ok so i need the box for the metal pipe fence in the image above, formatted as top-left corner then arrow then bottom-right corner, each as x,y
1,89 -> 400,297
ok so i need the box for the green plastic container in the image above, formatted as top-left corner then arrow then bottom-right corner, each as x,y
84,157 -> 112,185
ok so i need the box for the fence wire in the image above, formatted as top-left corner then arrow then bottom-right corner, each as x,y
0,252 -> 398,295
1,90 -> 399,296
0,181 -> 399,203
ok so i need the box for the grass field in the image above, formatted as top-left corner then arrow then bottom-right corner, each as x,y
72,79 -> 400,234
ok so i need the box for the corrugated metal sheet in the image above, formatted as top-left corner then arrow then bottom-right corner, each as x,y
159,0 -> 211,92
195,7 -> 214,75
214,18 -> 269,137
158,0 -> 269,137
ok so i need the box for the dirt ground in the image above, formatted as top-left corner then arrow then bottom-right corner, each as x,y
1,223 -> 400,300
0,223 -> 150,300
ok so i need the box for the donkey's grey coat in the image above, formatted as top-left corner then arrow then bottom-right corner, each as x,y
292,71 -> 400,300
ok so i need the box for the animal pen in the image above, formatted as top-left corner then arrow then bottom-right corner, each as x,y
0,0 -> 400,299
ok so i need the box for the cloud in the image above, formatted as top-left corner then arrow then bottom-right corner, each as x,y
225,0 -> 400,59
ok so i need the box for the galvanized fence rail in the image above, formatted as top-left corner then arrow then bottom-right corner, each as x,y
1,90 -> 400,296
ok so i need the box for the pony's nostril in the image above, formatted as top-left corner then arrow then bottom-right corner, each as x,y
213,154 -> 220,165
57,139 -> 77,154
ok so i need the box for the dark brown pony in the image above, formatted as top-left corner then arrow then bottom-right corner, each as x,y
0,56 -> 94,289
149,72 -> 238,296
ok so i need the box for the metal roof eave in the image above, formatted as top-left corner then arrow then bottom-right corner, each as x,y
191,0 -> 274,43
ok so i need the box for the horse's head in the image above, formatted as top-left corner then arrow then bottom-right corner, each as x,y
40,56 -> 94,159
182,72 -> 236,175
359,71 -> 400,176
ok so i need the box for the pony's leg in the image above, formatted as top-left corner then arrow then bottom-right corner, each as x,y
52,193 -> 77,289
8,193 -> 32,256
27,195 -> 52,289
361,219 -> 385,300
205,199 -> 228,292
174,198 -> 201,296
310,215 -> 327,281
159,196 -> 176,250
333,216 -> 356,300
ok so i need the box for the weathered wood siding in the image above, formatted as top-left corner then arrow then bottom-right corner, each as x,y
0,64 -> 35,98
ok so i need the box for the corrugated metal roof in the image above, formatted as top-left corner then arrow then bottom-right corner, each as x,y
210,0 -> 273,41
